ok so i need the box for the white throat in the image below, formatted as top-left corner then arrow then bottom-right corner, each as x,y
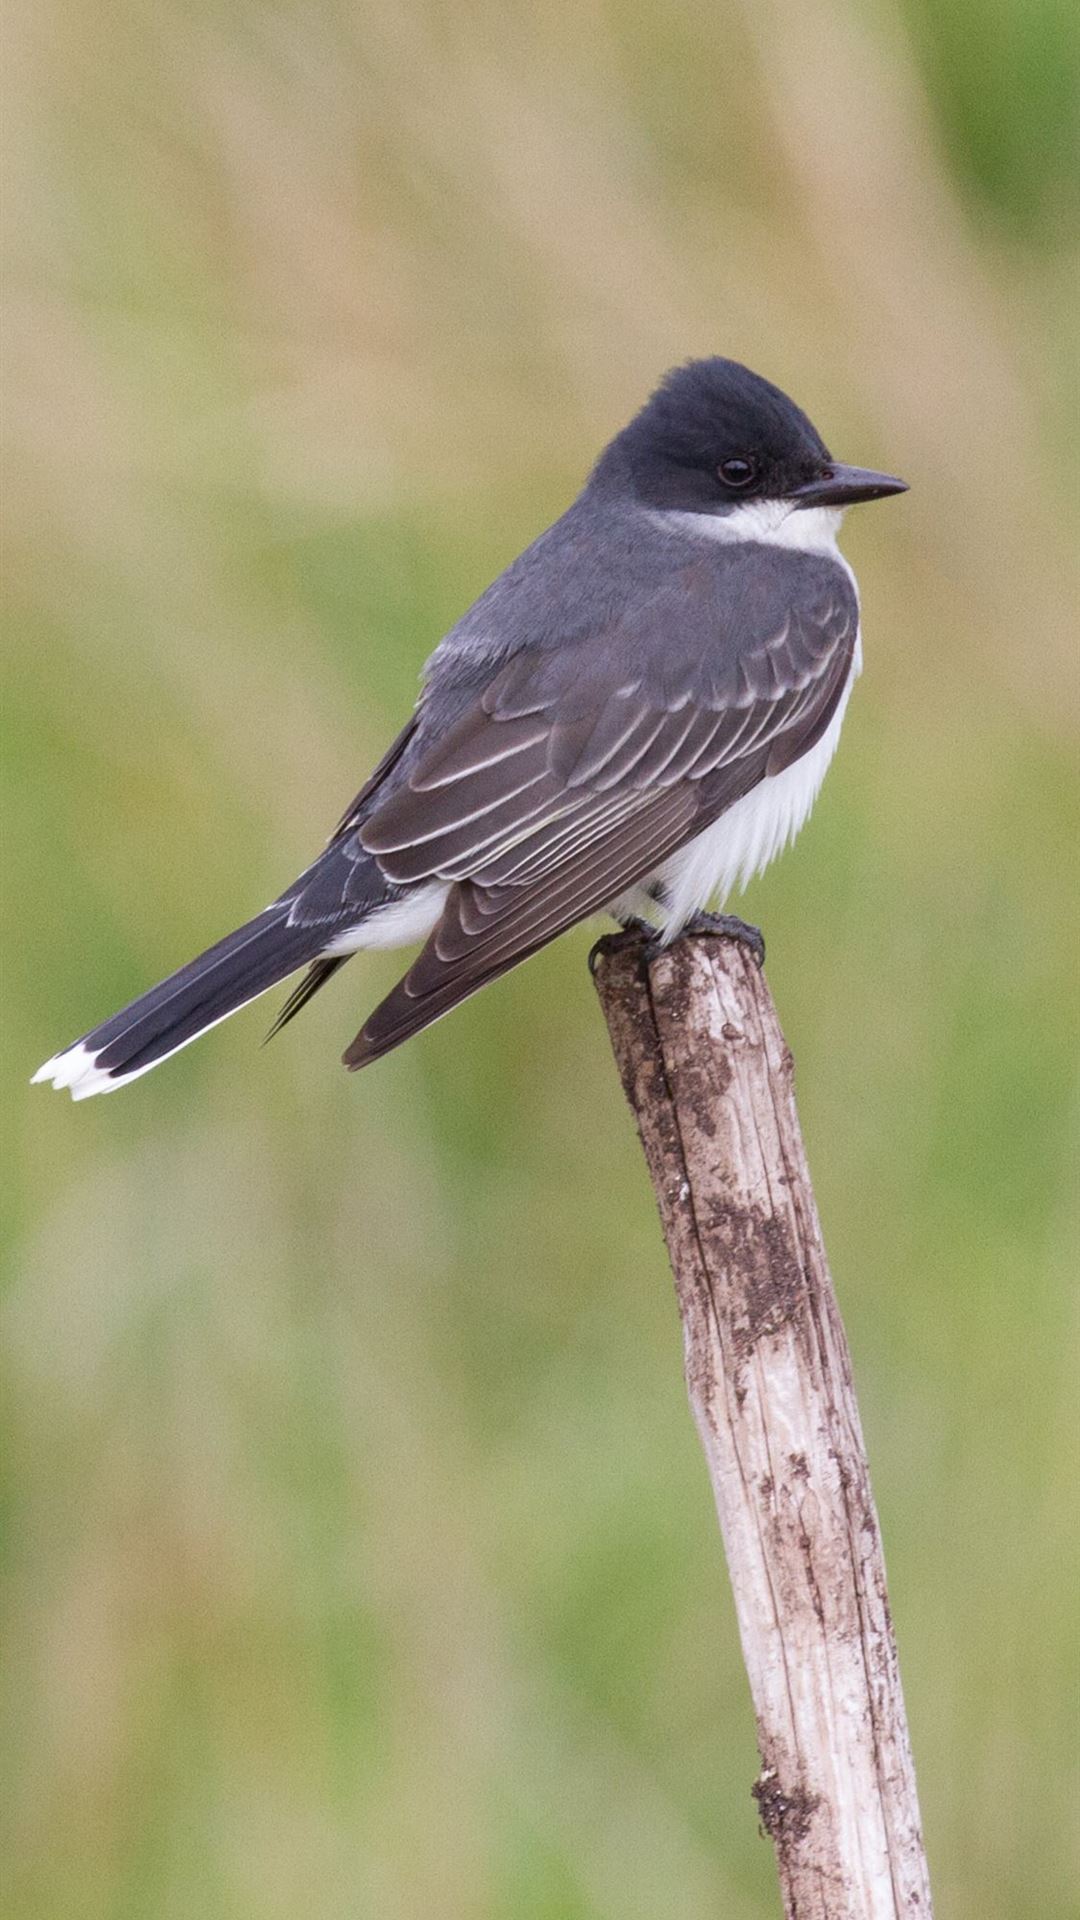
658,498 -> 846,558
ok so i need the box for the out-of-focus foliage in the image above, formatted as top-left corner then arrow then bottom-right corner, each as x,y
3,2 -> 1077,1915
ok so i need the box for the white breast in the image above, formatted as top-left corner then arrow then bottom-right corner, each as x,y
647,638 -> 860,940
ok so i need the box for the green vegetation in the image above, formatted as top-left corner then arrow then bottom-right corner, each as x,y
4,2 -> 1077,1914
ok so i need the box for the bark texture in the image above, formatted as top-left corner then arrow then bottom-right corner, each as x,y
592,931 -> 933,1919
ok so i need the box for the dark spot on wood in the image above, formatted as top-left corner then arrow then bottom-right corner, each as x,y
702,1202 -> 806,1358
789,1451 -> 809,1481
684,1342 -> 715,1408
722,1022 -> 742,1041
670,1050 -> 730,1130
798,1522 -> 826,1624
759,1475 -> 773,1502
829,1447 -> 852,1493
752,1768 -> 819,1847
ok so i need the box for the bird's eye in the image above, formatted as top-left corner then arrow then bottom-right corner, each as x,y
719,457 -> 756,489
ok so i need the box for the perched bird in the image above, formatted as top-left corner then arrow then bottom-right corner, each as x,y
33,357 -> 906,1099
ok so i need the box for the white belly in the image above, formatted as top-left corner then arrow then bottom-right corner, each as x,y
642,644 -> 860,940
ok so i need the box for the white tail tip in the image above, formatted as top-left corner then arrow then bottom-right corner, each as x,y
31,995 -> 268,1101
32,1039 -> 176,1098
31,1042 -> 142,1100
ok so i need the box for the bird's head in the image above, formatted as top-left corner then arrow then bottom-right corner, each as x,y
596,357 -> 907,521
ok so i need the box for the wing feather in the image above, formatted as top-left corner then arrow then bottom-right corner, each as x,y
409,712 -> 551,788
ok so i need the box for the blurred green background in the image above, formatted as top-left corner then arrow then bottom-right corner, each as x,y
3,0 -> 1078,1914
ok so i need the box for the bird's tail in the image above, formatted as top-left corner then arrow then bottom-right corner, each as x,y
32,905 -> 326,1100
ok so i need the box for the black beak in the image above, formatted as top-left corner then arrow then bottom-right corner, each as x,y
790,463 -> 909,509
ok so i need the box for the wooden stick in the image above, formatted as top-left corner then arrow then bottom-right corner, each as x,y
591,931 -> 933,1919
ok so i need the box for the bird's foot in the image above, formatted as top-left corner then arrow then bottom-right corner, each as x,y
681,911 -> 766,968
588,918 -> 663,976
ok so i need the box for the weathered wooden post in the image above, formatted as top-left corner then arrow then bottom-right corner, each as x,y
591,930 -> 933,1918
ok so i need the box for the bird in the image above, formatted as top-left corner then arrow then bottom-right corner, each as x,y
33,357 -> 906,1100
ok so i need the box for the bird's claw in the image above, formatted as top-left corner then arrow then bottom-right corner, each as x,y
588,920 -> 662,976
681,911 -> 766,968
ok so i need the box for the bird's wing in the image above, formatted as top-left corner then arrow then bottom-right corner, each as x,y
347,552 -> 858,1064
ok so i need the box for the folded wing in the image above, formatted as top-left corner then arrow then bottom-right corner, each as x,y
348,551 -> 858,1064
